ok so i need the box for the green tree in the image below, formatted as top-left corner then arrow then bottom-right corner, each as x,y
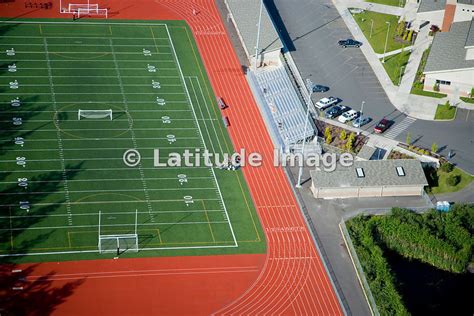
340,129 -> 347,140
397,18 -> 405,36
405,132 -> 411,145
446,174 -> 460,187
324,126 -> 331,138
346,132 -> 356,152
325,133 -> 332,145
407,29 -> 413,42
440,162 -> 454,173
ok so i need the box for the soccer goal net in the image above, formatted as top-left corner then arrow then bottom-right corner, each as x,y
98,210 -> 139,254
78,109 -> 112,120
60,1 -> 108,18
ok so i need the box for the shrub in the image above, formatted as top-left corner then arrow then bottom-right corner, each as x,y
340,129 -> 347,140
407,29 -> 413,42
324,127 -> 331,138
433,83 -> 440,92
440,163 -> 454,173
431,143 -> 438,153
325,134 -> 332,145
446,174 -> 461,187
397,19 -> 406,36
402,30 -> 408,40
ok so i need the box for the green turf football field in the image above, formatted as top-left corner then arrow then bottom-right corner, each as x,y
0,19 -> 265,263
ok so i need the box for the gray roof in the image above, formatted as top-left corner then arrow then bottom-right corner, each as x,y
225,0 -> 283,57
418,0 -> 446,12
466,19 -> 474,47
424,21 -> 474,73
310,159 -> 428,188
356,145 -> 376,161
457,0 -> 474,5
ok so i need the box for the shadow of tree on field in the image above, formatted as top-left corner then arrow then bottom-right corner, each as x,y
0,263 -> 85,315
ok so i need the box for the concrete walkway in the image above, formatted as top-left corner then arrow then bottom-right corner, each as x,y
432,182 -> 474,204
344,0 -> 404,15
375,45 -> 413,58
332,0 -> 447,120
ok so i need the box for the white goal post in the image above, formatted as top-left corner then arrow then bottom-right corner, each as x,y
60,1 -> 108,18
98,210 -> 139,254
78,109 -> 113,120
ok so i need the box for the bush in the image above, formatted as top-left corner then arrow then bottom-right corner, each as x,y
324,126 -> 331,138
440,163 -> 454,173
340,129 -> 347,141
433,83 -> 440,92
407,29 -> 413,42
325,134 -> 332,145
446,174 -> 461,187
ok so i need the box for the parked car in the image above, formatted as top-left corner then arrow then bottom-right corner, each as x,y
374,118 -> 391,133
312,84 -> 329,93
338,39 -> 362,48
338,110 -> 360,123
315,96 -> 338,109
352,115 -> 371,127
325,105 -> 350,119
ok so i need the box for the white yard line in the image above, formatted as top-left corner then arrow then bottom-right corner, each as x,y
109,37 -> 155,223
0,209 -> 224,217
1,221 -> 231,231
43,37 -> 74,226
0,244 -> 238,258
165,25 -> 238,247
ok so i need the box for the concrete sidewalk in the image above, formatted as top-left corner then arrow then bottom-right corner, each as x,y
332,0 -> 446,120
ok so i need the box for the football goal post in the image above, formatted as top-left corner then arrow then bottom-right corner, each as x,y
98,210 -> 139,254
78,109 -> 113,120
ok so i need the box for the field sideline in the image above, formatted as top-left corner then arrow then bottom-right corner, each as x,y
0,19 -> 265,263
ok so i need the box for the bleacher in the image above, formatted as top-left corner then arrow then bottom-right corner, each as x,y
253,65 -> 315,146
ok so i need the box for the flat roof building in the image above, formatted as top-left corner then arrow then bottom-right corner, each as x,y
310,159 -> 428,199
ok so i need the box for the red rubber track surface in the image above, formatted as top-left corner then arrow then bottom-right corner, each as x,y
0,1 -> 343,314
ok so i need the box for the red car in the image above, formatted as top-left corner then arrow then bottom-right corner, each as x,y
374,118 -> 390,133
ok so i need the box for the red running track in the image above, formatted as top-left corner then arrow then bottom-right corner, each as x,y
0,0 -> 344,314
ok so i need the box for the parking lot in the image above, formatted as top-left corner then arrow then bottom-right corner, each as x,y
266,0 -> 474,174
266,0 -> 408,131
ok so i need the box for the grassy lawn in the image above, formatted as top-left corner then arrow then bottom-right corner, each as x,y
366,0 -> 406,7
460,97 -> 474,104
434,102 -> 456,120
381,50 -> 411,85
411,46 -> 447,98
351,11 -> 405,54
431,168 -> 474,194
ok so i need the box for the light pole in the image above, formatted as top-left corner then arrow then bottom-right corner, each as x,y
382,21 -> 390,63
370,19 -> 374,38
254,0 -> 264,71
398,65 -> 405,85
296,79 -> 313,188
357,101 -> 365,136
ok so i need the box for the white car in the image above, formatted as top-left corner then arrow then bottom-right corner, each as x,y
315,96 -> 338,110
338,110 -> 360,123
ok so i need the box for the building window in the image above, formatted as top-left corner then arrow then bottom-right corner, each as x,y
436,80 -> 451,85
356,167 -> 365,178
396,166 -> 405,177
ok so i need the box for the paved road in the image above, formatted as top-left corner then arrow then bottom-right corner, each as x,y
266,0 -> 407,131
397,109 -> 474,174
266,0 -> 474,174
287,165 -> 433,316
